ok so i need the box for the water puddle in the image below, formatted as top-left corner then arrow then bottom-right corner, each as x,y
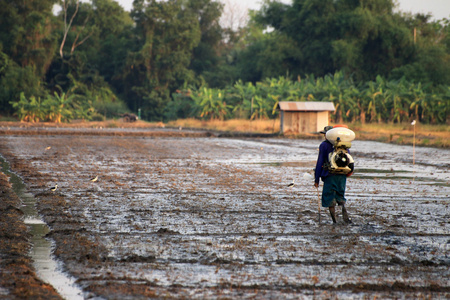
0,155 -> 84,300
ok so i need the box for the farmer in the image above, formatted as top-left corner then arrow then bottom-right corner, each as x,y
314,126 -> 353,224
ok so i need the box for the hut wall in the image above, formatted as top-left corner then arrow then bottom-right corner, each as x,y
282,111 -> 330,133
316,111 -> 330,132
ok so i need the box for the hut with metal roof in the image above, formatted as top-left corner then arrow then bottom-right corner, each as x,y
276,101 -> 335,134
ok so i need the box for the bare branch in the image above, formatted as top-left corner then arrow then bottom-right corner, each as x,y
71,32 -> 93,54
70,15 -> 91,54
59,0 -> 80,58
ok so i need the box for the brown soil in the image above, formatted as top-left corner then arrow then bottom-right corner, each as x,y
0,171 -> 61,299
0,123 -> 448,299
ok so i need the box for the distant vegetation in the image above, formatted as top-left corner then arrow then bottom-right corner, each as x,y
169,73 -> 449,124
0,0 -> 448,124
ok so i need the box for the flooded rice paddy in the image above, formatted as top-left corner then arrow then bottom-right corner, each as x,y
0,131 -> 448,299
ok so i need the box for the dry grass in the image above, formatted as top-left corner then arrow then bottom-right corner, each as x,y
0,118 -> 448,148
353,122 -> 449,148
169,119 -> 449,148
167,118 -> 280,133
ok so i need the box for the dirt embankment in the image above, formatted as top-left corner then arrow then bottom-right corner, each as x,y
0,170 -> 61,299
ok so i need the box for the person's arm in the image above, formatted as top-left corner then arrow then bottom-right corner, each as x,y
314,143 -> 327,186
346,150 -> 354,177
346,162 -> 354,177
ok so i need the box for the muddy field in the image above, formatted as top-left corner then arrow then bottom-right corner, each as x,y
0,127 -> 449,299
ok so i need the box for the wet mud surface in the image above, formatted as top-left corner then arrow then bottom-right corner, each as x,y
0,128 -> 449,299
0,161 -> 61,299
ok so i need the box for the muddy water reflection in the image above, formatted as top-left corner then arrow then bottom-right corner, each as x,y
0,156 -> 83,300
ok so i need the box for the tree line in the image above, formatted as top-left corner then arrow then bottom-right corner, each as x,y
0,0 -> 449,124
168,73 -> 449,124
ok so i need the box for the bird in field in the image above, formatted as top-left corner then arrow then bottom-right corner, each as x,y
90,175 -> 98,182
45,146 -> 51,150
287,180 -> 295,188
50,184 -> 58,192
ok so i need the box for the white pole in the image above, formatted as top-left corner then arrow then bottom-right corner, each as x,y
411,120 -> 416,166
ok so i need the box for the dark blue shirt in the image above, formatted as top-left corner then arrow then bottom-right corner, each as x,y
314,140 -> 333,184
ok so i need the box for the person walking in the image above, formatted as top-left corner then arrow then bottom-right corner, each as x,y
314,126 -> 353,224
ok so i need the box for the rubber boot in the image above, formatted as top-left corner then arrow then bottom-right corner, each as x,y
329,207 -> 337,224
342,206 -> 352,224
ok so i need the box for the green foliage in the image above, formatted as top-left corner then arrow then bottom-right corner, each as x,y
10,93 -> 46,122
45,91 -> 75,123
169,72 -> 449,124
188,0 -> 224,76
164,83 -> 197,120
1,0 -> 449,124
9,86 -> 106,123
190,87 -> 231,120
0,0 -> 58,78
252,0 -> 448,84
119,0 -> 204,120
390,17 -> 450,85
10,91 -> 74,123
67,73 -> 125,119
0,61 -> 46,115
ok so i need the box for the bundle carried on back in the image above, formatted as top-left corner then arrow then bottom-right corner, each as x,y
325,125 -> 355,175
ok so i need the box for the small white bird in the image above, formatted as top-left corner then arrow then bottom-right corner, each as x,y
90,175 -> 98,182
411,120 -> 416,126
45,146 -> 51,150
287,180 -> 295,188
50,184 -> 58,192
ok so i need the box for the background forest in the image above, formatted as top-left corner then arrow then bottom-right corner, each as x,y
0,0 -> 449,124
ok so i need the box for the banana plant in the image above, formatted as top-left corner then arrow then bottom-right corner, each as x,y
45,91 -> 75,123
364,76 -> 385,123
10,93 -> 46,122
385,79 -> 409,123
192,87 -> 231,120
248,95 -> 269,120
72,99 -> 98,120
232,81 -> 257,117
409,82 -> 428,122
427,92 -> 448,124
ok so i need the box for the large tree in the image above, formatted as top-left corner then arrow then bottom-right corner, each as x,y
188,0 -> 224,79
0,0 -> 58,114
123,0 -> 202,120
390,14 -> 450,85
253,0 -> 415,81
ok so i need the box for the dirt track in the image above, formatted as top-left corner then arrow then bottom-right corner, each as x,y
0,127 -> 448,299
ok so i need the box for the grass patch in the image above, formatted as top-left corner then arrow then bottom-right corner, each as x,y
106,120 -> 119,128
167,118 -> 280,134
167,119 -> 449,148
351,122 -> 449,148
1,118 -> 448,148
